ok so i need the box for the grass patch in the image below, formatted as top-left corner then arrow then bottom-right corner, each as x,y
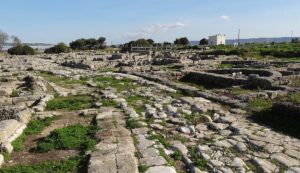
138,165 -> 149,173
10,89 -> 20,97
0,156 -> 88,173
184,112 -> 206,125
125,95 -> 150,114
101,99 -> 119,107
189,147 -> 207,170
39,71 -> 87,88
247,98 -> 272,112
290,77 -> 300,88
94,75 -> 136,92
0,151 -> 10,161
46,95 -> 93,111
12,117 -> 57,151
173,134 -> 188,143
35,124 -> 99,153
126,118 -> 143,129
219,63 -> 234,69
290,93 -> 300,104
148,133 -> 171,148
228,86 -> 257,96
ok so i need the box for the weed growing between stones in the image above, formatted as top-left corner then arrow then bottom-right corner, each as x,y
46,95 -> 94,111
138,164 -> 149,173
12,116 -> 57,151
126,118 -> 143,129
0,156 -> 88,173
10,89 -> 20,97
148,133 -> 172,148
188,147 -> 207,170
35,124 -> 99,153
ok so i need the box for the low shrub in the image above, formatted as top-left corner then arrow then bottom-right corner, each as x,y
8,45 -> 35,55
44,43 -> 71,54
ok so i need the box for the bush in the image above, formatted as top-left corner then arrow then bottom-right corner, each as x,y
8,45 -> 35,55
44,43 -> 71,54
35,124 -> 99,152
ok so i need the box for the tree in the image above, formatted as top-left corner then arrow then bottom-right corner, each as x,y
0,30 -> 9,51
44,43 -> 71,54
291,38 -> 299,43
11,36 -> 21,47
134,39 -> 151,47
174,37 -> 189,45
70,39 -> 86,50
8,45 -> 35,55
97,37 -> 106,49
199,38 -> 208,45
147,39 -> 154,45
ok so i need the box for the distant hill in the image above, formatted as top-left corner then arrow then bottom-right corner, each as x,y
190,37 -> 300,45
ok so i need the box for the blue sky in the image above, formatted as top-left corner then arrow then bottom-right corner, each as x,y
1,0 -> 300,44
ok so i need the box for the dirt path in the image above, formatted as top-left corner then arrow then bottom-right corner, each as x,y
5,111 -> 92,167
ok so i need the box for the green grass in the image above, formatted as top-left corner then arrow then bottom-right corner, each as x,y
0,151 -> 10,161
39,71 -> 87,88
46,95 -> 93,111
184,112 -> 206,126
10,89 -> 20,97
189,147 -> 207,170
101,99 -> 119,107
125,95 -> 150,114
289,93 -> 300,104
219,63 -> 234,69
173,134 -> 188,143
35,124 -> 99,153
93,75 -> 136,92
247,98 -> 273,112
126,119 -> 143,129
290,77 -> 300,88
228,87 -> 257,96
148,133 -> 171,148
138,165 -> 149,173
0,156 -> 88,173
12,117 -> 57,151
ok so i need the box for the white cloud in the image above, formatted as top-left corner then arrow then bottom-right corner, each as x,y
220,15 -> 231,21
123,22 -> 187,40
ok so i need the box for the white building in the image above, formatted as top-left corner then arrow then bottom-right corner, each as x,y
208,34 -> 226,45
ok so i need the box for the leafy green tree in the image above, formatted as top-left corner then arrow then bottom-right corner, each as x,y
135,38 -> 151,47
291,38 -> 299,43
199,38 -> 208,45
97,37 -> 106,49
147,39 -> 154,45
70,39 -> 86,50
44,43 -> 71,54
8,45 -> 35,55
174,37 -> 189,45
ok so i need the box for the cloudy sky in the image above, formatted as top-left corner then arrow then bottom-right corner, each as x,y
1,0 -> 299,44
